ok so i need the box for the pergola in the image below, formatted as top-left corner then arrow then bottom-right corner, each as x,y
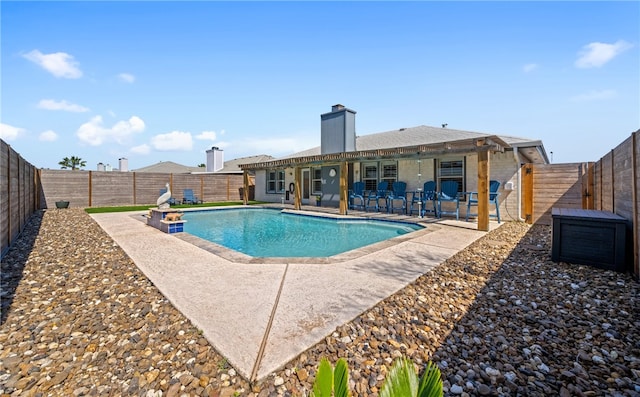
240,136 -> 508,231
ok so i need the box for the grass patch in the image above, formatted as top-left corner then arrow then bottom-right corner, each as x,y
84,201 -> 264,214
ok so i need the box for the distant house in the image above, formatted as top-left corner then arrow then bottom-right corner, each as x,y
133,152 -> 275,174
132,161 -> 205,174
240,104 -> 549,230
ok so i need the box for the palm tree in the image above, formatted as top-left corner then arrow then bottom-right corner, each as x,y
59,156 -> 86,170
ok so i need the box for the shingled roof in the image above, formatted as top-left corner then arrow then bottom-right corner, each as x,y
132,161 -> 204,174
133,154 -> 276,174
277,125 -> 547,163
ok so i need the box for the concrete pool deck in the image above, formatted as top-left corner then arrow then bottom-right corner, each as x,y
90,207 -> 500,381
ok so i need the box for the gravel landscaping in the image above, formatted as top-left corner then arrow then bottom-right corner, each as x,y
1,208 -> 638,396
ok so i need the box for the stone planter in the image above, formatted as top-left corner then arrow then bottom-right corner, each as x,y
55,201 -> 70,209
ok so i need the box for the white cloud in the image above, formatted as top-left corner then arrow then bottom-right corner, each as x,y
22,49 -> 82,78
118,73 -> 135,83
575,40 -> 633,68
570,89 -> 617,102
39,130 -> 58,142
0,123 -> 26,141
151,131 -> 193,151
38,99 -> 89,112
523,63 -> 538,73
130,144 -> 151,155
77,115 -> 145,146
195,130 -> 218,141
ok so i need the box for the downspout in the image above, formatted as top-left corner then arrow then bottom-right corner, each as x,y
513,147 -> 526,222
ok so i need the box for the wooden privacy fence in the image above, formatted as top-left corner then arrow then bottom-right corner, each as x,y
1,137 -> 252,257
523,130 -> 639,278
522,162 -> 591,226
1,140 -> 41,257
39,169 -> 250,208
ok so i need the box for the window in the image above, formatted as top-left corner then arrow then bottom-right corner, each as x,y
267,169 -> 285,193
437,158 -> 465,196
362,163 -> 378,191
312,168 -> 322,194
381,161 -> 398,186
361,161 -> 398,190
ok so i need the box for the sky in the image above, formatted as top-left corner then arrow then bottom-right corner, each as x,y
1,1 -> 639,170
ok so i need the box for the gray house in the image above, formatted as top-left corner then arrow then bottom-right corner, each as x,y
240,104 -> 549,230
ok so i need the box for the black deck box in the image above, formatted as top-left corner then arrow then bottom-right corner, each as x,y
551,208 -> 628,272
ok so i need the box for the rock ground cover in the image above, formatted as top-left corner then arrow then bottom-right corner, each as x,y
0,209 -> 638,396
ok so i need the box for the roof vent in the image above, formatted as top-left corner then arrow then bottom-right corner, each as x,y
331,104 -> 345,112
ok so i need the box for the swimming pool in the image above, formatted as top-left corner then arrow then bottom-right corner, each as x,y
181,208 -> 423,258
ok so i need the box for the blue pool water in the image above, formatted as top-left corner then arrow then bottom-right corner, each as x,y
181,208 -> 422,257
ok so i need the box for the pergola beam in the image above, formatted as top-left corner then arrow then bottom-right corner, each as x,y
339,161 -> 348,215
477,149 -> 490,231
239,137 -> 507,172
294,167 -> 302,210
242,170 -> 249,205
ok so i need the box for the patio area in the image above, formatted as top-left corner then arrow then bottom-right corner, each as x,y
90,205 -> 497,381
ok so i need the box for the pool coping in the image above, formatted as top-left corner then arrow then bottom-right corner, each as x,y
91,205 -> 499,382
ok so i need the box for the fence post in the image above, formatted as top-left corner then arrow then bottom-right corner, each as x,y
88,171 -> 92,207
36,168 -> 41,210
7,144 -> 11,248
632,131 -> 638,280
133,172 -> 137,204
200,175 -> 204,203
522,164 -> 534,224
587,162 -> 596,210
598,161 -> 603,210
610,149 -> 615,212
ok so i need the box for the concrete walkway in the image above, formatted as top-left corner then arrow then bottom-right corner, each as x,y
90,208 -> 497,381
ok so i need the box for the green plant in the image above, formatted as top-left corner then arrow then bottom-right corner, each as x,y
311,356 -> 442,397
379,358 -> 442,397
311,357 -> 350,397
59,155 -> 86,170
217,357 -> 228,370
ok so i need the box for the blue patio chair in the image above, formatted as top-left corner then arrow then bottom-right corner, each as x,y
159,187 -> 177,205
437,180 -> 460,220
409,181 -> 438,217
348,181 -> 366,210
387,181 -> 408,214
365,181 -> 389,212
182,189 -> 203,204
466,180 -> 501,223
